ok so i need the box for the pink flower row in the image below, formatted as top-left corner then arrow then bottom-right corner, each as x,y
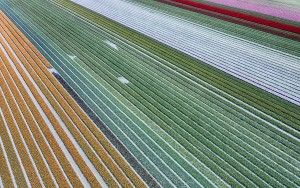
206,0 -> 300,22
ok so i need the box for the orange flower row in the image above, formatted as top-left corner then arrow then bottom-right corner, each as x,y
0,10 -> 147,187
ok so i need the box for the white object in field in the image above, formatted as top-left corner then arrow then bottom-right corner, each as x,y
68,54 -> 77,60
48,67 -> 59,74
118,76 -> 129,84
104,40 -> 118,50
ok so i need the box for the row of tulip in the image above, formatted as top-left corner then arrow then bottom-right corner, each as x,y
0,11 -> 146,187
196,0 -> 300,22
1,0 -> 299,187
73,0 -> 300,106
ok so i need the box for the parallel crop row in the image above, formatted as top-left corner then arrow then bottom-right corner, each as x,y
0,11 -> 146,187
72,0 -> 300,106
1,0 -> 298,187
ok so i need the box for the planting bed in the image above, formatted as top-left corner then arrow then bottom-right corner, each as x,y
0,11 -> 146,187
0,0 -> 299,187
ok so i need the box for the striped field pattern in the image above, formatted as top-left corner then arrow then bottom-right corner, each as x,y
72,0 -> 300,106
0,11 -> 147,187
160,0 -> 300,34
0,0 -> 300,187
197,0 -> 300,22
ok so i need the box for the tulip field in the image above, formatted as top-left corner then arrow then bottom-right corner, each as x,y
0,0 -> 299,187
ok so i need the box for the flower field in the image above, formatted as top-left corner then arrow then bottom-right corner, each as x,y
0,11 -> 146,187
0,0 -> 299,187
